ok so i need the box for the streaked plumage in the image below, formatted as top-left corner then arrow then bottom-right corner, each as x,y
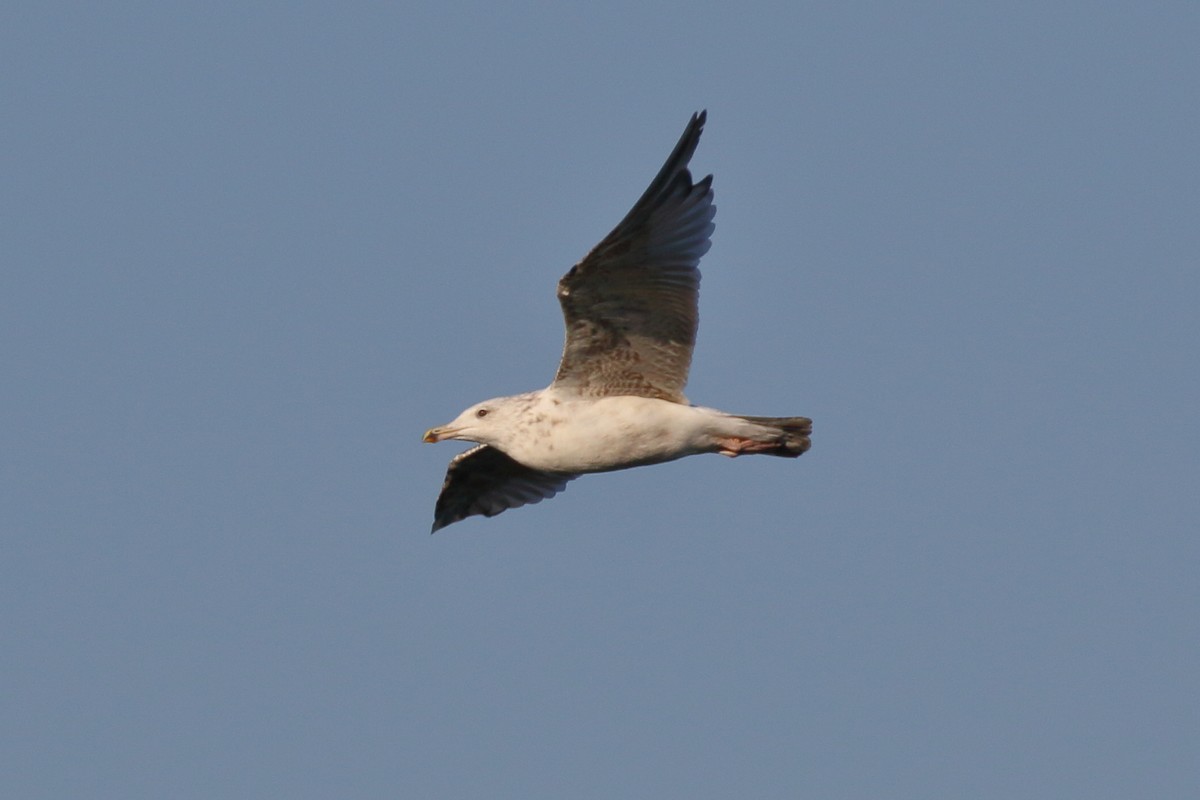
424,112 -> 811,532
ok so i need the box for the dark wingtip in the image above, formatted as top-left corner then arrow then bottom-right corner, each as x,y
678,110 -> 707,163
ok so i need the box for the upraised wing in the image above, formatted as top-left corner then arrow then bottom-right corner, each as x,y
431,445 -> 577,532
552,111 -> 715,403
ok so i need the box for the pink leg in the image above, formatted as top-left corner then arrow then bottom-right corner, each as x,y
715,437 -> 779,457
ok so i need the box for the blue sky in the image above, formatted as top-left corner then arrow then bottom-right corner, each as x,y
4,3 -> 1197,798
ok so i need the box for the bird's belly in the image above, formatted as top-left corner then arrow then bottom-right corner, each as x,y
507,397 -> 713,473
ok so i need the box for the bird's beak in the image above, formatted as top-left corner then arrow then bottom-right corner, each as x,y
423,426 -> 457,443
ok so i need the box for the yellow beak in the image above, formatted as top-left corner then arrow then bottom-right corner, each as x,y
424,426 -> 460,443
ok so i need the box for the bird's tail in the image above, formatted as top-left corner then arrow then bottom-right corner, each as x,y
734,415 -> 813,458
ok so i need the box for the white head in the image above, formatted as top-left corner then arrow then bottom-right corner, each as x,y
422,393 -> 537,449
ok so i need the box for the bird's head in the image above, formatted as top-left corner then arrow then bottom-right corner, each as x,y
423,394 -> 534,449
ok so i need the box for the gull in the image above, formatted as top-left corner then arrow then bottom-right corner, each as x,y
423,111 -> 811,532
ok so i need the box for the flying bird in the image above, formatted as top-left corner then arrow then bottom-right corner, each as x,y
423,111 -> 811,532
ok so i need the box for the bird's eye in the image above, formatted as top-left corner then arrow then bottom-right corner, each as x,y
475,408 -> 489,418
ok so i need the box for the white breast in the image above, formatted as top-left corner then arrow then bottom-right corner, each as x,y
504,393 -> 721,473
